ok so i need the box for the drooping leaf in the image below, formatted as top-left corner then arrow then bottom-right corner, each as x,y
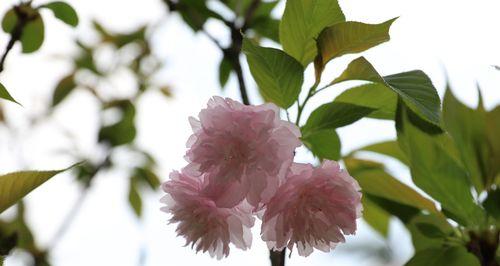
0,82 -> 19,104
280,0 -> 345,66
173,0 -> 224,32
20,14 -> 45,53
128,177 -> 142,217
315,18 -> 397,71
0,166 -> 74,213
344,158 -> 439,214
301,129 -> 341,160
331,57 -> 441,126
350,140 -> 408,165
405,246 -> 480,266
242,38 -> 303,108
334,83 -> 397,120
396,103 -> 484,226
41,1 -> 79,27
385,71 -> 441,126
362,197 -> 390,237
485,106 -> 500,186
52,73 -> 76,106
302,102 -> 374,136
364,194 -> 420,224
133,167 -> 160,190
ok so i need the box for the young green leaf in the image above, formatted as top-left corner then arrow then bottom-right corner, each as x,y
20,15 -> 44,53
315,18 -> 397,69
335,83 -> 397,120
52,73 -> 76,106
0,82 -> 19,104
280,0 -> 345,66
405,246 -> 480,266
41,1 -> 79,27
396,103 -> 484,226
0,165 -> 75,213
242,38 -> 304,109
443,89 -> 497,191
301,129 -> 341,160
302,102 -> 374,136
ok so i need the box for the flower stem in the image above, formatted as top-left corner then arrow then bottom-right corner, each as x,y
269,250 -> 286,266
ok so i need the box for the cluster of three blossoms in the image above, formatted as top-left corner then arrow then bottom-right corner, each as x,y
161,96 -> 362,259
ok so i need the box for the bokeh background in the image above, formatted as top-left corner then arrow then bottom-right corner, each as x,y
0,0 -> 499,265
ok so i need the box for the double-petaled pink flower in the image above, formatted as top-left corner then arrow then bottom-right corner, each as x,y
161,170 -> 254,259
261,161 -> 362,256
185,96 -> 301,208
161,96 -> 362,259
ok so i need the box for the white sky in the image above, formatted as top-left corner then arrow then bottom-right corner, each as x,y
1,0 -> 500,265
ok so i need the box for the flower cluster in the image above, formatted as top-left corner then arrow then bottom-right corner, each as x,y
161,96 -> 362,258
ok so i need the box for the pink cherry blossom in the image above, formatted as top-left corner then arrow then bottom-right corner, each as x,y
161,170 -> 255,259
185,96 -> 301,209
261,161 -> 362,257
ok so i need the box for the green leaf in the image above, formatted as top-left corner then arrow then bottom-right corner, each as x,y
0,82 -> 19,104
252,17 -> 279,43
0,166 -> 74,213
335,83 -> 397,120
302,130 -> 341,160
385,71 -> 441,126
414,223 -> 446,239
52,73 -> 76,106
174,0 -> 224,32
485,106 -> 500,186
362,197 -> 390,237
21,15 -> 45,53
315,18 -> 397,70
218,56 -> 232,89
1,9 -> 17,33
406,213 -> 454,252
98,100 -> 136,146
443,89 -> 497,191
302,102 -> 374,136
366,194 -> 420,223
128,177 -> 142,217
405,246 -> 480,266
242,38 -> 304,108
483,188 -> 500,220
133,167 -> 160,190
344,157 -> 439,214
331,56 -> 386,85
280,0 -> 345,66
41,2 -> 79,27
396,103 -> 484,226
350,140 -> 408,165
331,57 -> 441,126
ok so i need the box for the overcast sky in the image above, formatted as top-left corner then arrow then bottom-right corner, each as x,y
1,0 -> 499,265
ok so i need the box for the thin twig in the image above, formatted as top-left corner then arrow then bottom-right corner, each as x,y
0,6 -> 28,73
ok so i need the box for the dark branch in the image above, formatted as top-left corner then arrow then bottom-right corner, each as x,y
269,249 -> 286,266
0,6 -> 29,73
